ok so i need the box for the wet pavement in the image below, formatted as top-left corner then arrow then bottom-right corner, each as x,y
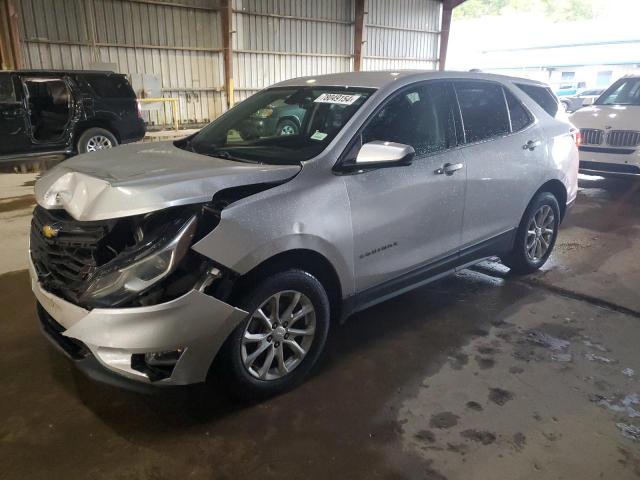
1,174 -> 640,479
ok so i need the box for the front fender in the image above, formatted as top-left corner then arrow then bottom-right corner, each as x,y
192,168 -> 355,296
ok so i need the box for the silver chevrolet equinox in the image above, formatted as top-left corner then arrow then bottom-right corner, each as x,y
30,71 -> 579,398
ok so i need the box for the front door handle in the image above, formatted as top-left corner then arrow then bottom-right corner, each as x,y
435,162 -> 464,176
523,140 -> 541,151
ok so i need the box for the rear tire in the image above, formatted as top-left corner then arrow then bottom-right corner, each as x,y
77,127 -> 118,153
503,192 -> 561,275
218,269 -> 330,400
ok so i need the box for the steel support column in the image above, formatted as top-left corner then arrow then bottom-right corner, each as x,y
353,0 -> 366,71
220,0 -> 234,108
439,0 -> 466,71
0,0 -> 22,69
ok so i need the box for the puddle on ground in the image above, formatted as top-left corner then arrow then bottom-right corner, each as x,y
617,423 -> 640,442
460,429 -> 496,445
488,387 -> 514,406
430,412 -> 460,429
595,393 -> 640,418
585,352 -> 616,364
525,330 -> 570,350
551,352 -> 572,362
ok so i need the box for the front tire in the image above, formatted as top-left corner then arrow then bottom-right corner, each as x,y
77,127 -> 118,153
219,270 -> 330,400
503,192 -> 561,275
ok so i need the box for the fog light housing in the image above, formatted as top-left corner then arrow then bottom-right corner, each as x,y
144,349 -> 183,367
131,348 -> 184,381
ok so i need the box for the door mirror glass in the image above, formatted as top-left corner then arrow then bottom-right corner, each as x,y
354,140 -> 415,168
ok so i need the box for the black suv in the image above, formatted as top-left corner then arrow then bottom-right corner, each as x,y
0,70 -> 145,159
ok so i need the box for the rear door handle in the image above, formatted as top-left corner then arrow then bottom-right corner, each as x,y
523,140 -> 541,151
435,162 -> 464,176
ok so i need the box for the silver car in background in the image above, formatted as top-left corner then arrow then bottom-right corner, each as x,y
560,88 -> 605,113
30,71 -> 579,398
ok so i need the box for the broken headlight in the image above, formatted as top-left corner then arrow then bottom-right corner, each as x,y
80,211 -> 198,307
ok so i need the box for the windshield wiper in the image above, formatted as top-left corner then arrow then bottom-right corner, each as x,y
206,149 -> 260,164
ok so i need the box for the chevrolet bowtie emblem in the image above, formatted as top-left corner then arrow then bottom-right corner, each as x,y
42,224 -> 60,239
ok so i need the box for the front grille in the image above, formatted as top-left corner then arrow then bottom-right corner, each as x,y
30,206 -> 118,303
580,128 -> 604,145
606,130 -> 640,147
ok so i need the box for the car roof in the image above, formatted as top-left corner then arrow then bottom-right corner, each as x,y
273,70 -> 549,89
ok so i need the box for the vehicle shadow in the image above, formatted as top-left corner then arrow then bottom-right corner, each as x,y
61,267 -> 541,440
578,174 -> 640,203
0,154 -> 66,174
570,174 -> 640,235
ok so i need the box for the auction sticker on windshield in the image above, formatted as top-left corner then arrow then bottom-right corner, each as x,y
314,93 -> 361,105
310,130 -> 328,141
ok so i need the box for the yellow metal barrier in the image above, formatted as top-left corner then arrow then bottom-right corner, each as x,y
138,97 -> 180,131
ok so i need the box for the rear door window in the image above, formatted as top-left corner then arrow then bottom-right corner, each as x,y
516,83 -> 560,117
505,88 -> 533,132
80,74 -> 135,99
0,74 -> 16,103
454,81 -> 510,143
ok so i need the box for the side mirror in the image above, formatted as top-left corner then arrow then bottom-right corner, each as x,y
351,140 -> 415,170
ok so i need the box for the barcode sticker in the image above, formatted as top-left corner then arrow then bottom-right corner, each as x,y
313,93 -> 361,105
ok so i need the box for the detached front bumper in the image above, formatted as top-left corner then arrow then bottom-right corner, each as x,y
30,259 -> 247,388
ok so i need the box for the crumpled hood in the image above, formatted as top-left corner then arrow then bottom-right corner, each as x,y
35,141 -> 301,221
569,104 -> 640,130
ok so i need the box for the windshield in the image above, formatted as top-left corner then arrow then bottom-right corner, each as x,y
186,86 -> 375,165
595,78 -> 640,106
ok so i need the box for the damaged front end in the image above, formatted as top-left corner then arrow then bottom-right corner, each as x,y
29,198 -> 255,386
30,177 -> 289,310
30,201 -> 232,309
28,140 -> 304,387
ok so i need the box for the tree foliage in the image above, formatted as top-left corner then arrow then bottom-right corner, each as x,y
454,0 -> 595,22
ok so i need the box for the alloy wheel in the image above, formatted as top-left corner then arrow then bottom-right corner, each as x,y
279,124 -> 296,136
241,290 -> 316,380
86,135 -> 113,152
525,205 -> 555,262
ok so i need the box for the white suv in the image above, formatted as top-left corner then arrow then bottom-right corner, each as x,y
571,76 -> 640,176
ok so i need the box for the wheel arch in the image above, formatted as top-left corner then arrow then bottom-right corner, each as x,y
277,115 -> 302,128
229,248 -> 343,322
534,179 -> 568,220
74,120 -> 120,148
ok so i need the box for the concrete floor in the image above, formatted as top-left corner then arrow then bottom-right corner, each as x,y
1,172 -> 639,479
